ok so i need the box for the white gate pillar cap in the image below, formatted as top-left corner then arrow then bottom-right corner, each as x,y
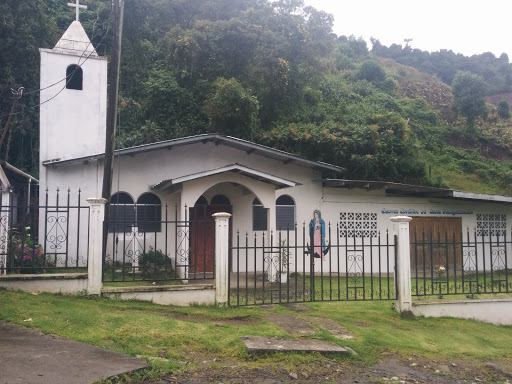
212,212 -> 232,219
87,197 -> 108,204
390,216 -> 413,223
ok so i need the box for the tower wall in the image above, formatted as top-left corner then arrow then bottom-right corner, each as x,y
39,49 -> 107,163
39,34 -> 107,195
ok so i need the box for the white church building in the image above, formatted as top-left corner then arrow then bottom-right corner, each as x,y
38,12 -> 512,280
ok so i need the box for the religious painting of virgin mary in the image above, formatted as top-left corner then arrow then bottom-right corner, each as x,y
308,210 -> 330,260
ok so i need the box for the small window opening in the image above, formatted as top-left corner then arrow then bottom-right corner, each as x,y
66,64 -> 83,90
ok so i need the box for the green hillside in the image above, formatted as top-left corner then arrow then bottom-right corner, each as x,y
2,0 -> 512,194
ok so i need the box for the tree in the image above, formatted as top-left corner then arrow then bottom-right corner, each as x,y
497,100 -> 510,119
0,0 -> 60,173
357,60 -> 386,84
451,71 -> 487,129
204,77 -> 260,140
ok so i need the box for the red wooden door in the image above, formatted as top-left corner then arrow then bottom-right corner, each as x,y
189,204 -> 232,273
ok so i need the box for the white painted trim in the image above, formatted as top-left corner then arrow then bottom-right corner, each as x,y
151,164 -> 297,189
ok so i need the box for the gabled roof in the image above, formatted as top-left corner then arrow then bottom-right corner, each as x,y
151,163 -> 298,191
323,179 -> 512,203
43,134 -> 344,175
52,21 -> 98,56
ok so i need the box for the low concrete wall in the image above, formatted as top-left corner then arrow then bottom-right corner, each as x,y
0,273 -> 88,294
411,298 -> 512,326
102,284 -> 216,306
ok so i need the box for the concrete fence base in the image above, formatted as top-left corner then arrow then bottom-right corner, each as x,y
411,298 -> 512,326
101,284 -> 215,306
0,273 -> 88,294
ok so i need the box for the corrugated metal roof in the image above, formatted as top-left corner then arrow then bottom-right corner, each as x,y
323,179 -> 512,203
42,134 -> 344,174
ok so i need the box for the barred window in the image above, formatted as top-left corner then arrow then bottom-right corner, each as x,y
477,213 -> 506,236
109,192 -> 135,233
136,193 -> 162,233
253,198 -> 267,231
276,195 -> 295,230
340,212 -> 377,238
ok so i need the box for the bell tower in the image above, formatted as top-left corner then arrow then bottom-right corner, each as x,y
39,3 -> 107,183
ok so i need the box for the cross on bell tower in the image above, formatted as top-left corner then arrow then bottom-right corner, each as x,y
67,0 -> 87,22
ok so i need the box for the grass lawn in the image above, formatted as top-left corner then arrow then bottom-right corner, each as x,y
1,289 -> 511,382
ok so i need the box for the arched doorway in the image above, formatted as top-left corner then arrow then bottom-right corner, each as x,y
189,194 -> 232,274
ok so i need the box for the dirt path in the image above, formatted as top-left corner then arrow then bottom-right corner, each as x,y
140,355 -> 512,384
133,305 -> 512,384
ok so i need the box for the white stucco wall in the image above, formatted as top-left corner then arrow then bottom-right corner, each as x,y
39,49 -> 107,166
38,41 -> 107,264
43,140 -> 512,277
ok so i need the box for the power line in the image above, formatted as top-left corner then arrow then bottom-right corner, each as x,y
0,8 -> 113,120
24,5 -> 112,97
0,47 -> 98,120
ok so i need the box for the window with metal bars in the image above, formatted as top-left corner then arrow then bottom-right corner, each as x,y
109,192 -> 162,233
276,195 -> 295,230
253,198 -> 267,231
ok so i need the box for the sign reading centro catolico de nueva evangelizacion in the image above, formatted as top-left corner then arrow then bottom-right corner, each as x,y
381,208 -> 473,216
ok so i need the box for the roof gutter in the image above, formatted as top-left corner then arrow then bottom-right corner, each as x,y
1,161 -> 39,184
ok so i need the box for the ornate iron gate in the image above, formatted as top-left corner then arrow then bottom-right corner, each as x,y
411,226 -> 512,297
0,189 -> 90,274
229,224 -> 397,306
103,204 -> 215,283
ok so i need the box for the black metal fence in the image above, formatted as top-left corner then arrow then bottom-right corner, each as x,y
0,189 -> 90,274
411,228 -> 511,297
229,223 -> 397,306
103,204 -> 215,283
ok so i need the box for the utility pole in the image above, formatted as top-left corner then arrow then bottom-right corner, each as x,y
102,0 -> 125,251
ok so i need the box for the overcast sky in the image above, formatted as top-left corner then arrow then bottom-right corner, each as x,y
303,0 -> 512,60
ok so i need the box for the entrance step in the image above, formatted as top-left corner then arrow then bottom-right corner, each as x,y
241,336 -> 348,354
264,314 -> 317,335
303,316 -> 354,340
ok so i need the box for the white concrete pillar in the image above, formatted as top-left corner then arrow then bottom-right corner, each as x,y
390,216 -> 413,312
87,198 -> 107,295
213,212 -> 232,306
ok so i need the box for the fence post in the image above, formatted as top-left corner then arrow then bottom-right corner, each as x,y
87,198 -> 107,295
213,212 -> 231,306
0,188 -> 10,275
390,216 -> 413,312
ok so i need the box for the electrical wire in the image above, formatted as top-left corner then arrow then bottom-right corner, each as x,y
0,6 -> 114,120
25,3 -> 112,96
